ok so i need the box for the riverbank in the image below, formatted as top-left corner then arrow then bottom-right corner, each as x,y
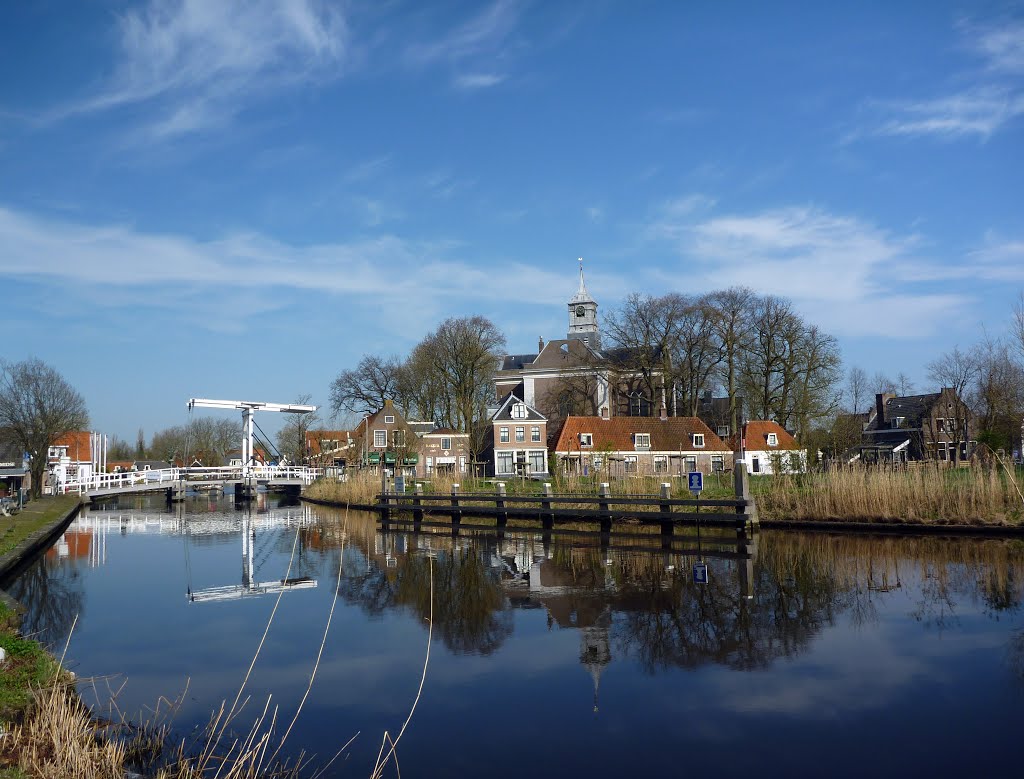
303,465 -> 1024,533
0,495 -> 83,586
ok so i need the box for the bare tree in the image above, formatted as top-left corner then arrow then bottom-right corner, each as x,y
846,366 -> 868,414
329,355 -> 403,417
896,372 -> 915,396
1013,291 -> 1024,360
276,394 -> 321,464
0,357 -> 89,498
972,336 -> 1024,453
670,295 -> 722,416
707,286 -> 756,436
927,346 -> 979,464
871,372 -> 897,396
414,316 -> 506,459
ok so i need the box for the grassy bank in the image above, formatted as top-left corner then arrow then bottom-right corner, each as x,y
1,495 -> 81,560
305,465 -> 1024,526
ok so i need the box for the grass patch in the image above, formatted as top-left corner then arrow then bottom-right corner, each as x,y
0,495 -> 81,559
0,603 -> 64,724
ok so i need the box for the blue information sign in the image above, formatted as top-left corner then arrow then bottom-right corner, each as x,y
687,471 -> 703,494
693,562 -> 709,585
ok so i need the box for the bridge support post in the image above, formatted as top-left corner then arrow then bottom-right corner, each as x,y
659,482 -> 673,545
598,482 -> 612,533
541,483 -> 553,530
496,482 -> 507,528
734,462 -> 759,533
412,484 -> 424,523
450,484 -> 461,526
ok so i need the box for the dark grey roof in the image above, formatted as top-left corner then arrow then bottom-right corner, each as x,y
491,393 -> 547,422
501,354 -> 538,371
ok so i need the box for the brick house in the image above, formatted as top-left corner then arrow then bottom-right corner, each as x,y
348,401 -> 471,478
417,427 -> 471,476
551,415 -> 729,478
481,394 -> 549,477
860,389 -> 977,464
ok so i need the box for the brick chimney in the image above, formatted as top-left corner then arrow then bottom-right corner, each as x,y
875,393 -> 893,427
538,336 -> 545,352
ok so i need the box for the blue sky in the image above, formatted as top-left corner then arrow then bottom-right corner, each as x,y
2,0 -> 1022,441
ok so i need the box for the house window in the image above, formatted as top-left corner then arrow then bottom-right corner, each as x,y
624,455 -> 638,474
629,394 -> 651,417
512,403 -> 528,419
752,456 -> 761,473
937,443 -> 948,461
384,415 -> 395,424
634,433 -> 651,449
767,433 -> 778,447
500,427 -> 509,443
459,456 -> 467,472
936,418 -> 945,432
441,437 -> 451,450
373,430 -> 386,448
693,433 -> 705,448
711,455 -> 724,473
497,451 -> 514,474
893,417 -> 904,429
515,427 -> 525,443
579,433 -> 593,447
531,426 -> 541,442
529,451 -> 546,473
654,455 -> 668,473
686,456 -> 697,472
717,425 -> 730,437
392,430 -> 405,447
426,456 -> 434,473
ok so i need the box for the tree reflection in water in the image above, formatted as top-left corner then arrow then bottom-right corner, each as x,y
4,556 -> 85,650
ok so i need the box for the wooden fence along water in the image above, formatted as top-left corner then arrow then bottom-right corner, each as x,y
376,463 -> 759,539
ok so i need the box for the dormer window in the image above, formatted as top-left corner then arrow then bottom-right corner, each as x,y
512,403 -> 528,419
693,433 -> 705,448
893,417 -> 904,429
634,433 -> 651,449
767,433 -> 778,447
717,425 -> 729,437
579,433 -> 593,447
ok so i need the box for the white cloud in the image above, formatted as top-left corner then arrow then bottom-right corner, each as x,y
404,1 -> 522,90
969,20 -> 1024,74
453,73 -> 506,90
874,87 -> 1024,140
967,235 -> 1024,280
857,20 -> 1024,141
0,205 -> 579,330
54,0 -> 349,137
644,202 -> 970,338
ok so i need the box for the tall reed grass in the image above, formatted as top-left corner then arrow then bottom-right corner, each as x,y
756,464 -> 1024,524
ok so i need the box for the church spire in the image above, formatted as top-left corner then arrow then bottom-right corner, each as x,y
569,257 -> 595,305
568,257 -> 599,348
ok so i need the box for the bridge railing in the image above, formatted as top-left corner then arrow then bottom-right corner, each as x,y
58,465 -> 321,494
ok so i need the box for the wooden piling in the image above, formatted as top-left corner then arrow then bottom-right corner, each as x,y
496,482 -> 507,527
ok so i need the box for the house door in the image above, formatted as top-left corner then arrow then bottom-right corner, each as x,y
751,456 -> 760,474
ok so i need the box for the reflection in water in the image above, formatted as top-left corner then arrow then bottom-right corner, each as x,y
6,497 -> 1024,777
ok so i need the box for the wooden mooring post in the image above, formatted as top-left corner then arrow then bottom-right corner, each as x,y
541,483 -> 554,530
733,462 -> 759,532
495,482 -> 508,528
412,483 -> 424,523
598,482 -> 612,533
450,484 -> 462,529
659,482 -> 673,546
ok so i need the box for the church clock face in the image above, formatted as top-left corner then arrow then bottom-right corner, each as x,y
575,305 -> 586,317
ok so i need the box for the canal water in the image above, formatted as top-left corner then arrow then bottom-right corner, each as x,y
4,494 -> 1023,777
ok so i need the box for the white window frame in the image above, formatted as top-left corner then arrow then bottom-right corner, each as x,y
512,403 -> 528,419
693,433 -> 705,448
515,426 -> 525,443
529,450 -> 546,473
384,415 -> 395,424
496,451 -> 514,474
717,425 -> 730,437
392,429 -> 406,447
441,437 -> 451,450
653,455 -> 668,473
634,433 -> 651,449
531,426 -> 541,442
711,455 -> 724,473
499,426 -> 509,443
579,433 -> 593,447
373,429 -> 386,448
767,433 -> 778,447
624,455 -> 638,473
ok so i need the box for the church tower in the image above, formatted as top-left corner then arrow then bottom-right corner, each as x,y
567,258 -> 600,350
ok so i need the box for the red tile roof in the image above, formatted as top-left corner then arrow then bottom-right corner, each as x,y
50,431 -> 93,462
553,416 -> 729,452
732,421 -> 801,450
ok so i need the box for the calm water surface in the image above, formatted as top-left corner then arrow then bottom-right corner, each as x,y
5,494 -> 1023,777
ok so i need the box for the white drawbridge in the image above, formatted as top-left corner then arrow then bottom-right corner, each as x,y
187,398 -> 317,477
